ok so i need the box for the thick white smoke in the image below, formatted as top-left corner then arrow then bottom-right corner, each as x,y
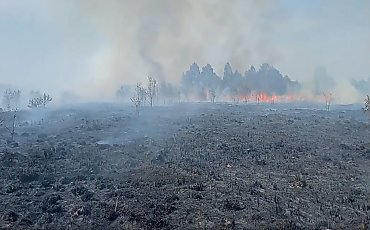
0,0 -> 369,103
41,0 -> 279,100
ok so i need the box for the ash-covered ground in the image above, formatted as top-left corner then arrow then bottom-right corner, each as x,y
0,103 -> 369,229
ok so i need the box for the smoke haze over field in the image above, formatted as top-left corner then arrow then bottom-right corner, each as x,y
0,0 -> 369,103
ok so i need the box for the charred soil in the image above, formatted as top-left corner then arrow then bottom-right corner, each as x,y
0,103 -> 369,229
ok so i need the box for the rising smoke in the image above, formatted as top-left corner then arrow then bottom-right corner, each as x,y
39,0 -> 279,100
0,0 -> 369,103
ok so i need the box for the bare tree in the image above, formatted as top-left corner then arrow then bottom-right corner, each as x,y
256,93 -> 262,104
28,97 -> 43,108
130,83 -> 146,117
7,112 -> 17,140
208,89 -> 216,103
0,114 -> 4,126
42,93 -> 52,107
242,95 -> 249,104
3,89 -> 21,111
28,93 -> 53,109
158,82 -> 179,105
115,84 -> 136,102
364,95 -> 370,111
147,76 -> 157,107
0,110 -> 17,140
363,95 -> 370,123
323,92 -> 333,111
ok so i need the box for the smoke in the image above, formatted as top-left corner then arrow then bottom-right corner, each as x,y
1,0 -> 369,103
312,66 -> 336,95
350,77 -> 370,103
1,0 -> 280,101
333,80 -> 360,105
300,66 -> 361,104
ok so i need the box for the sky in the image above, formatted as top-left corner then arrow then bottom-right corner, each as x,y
0,0 -> 369,103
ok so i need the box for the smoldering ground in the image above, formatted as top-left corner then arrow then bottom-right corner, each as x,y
1,102 -> 370,229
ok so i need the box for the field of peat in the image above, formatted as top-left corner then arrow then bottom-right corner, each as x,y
0,103 -> 369,229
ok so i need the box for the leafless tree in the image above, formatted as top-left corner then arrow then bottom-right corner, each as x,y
147,76 -> 157,107
130,83 -> 146,117
208,89 -> 216,103
242,95 -> 249,104
115,84 -> 135,102
256,93 -> 262,104
158,82 -> 179,105
7,112 -> 17,140
363,95 -> 370,124
3,89 -> 21,111
0,115 -> 4,126
323,92 -> 333,111
42,93 -> 53,107
364,95 -> 370,112
28,93 -> 53,109
0,110 -> 17,140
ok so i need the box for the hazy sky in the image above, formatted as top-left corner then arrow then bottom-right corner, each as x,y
0,0 -> 369,102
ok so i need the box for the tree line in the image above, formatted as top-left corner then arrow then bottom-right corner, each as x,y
0,89 -> 52,112
118,62 -> 301,104
181,62 -> 300,101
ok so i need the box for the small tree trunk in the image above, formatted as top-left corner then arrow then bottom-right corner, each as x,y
135,105 -> 139,117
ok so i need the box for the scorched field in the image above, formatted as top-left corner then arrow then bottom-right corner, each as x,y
0,103 -> 369,230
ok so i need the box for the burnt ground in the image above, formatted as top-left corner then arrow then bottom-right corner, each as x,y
0,103 -> 369,230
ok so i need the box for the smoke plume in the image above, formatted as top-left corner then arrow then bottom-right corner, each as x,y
0,0 -> 369,103
1,0 -> 279,100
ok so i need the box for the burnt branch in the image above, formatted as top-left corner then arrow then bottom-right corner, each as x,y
0,110 -> 17,140
363,95 -> 370,112
130,83 -> 146,117
208,89 -> 216,103
2,89 -> 21,111
323,92 -> 333,111
147,76 -> 157,107
28,93 -> 53,109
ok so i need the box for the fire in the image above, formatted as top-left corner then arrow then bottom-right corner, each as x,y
181,88 -> 333,104
231,92 -> 332,104
231,92 -> 303,104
